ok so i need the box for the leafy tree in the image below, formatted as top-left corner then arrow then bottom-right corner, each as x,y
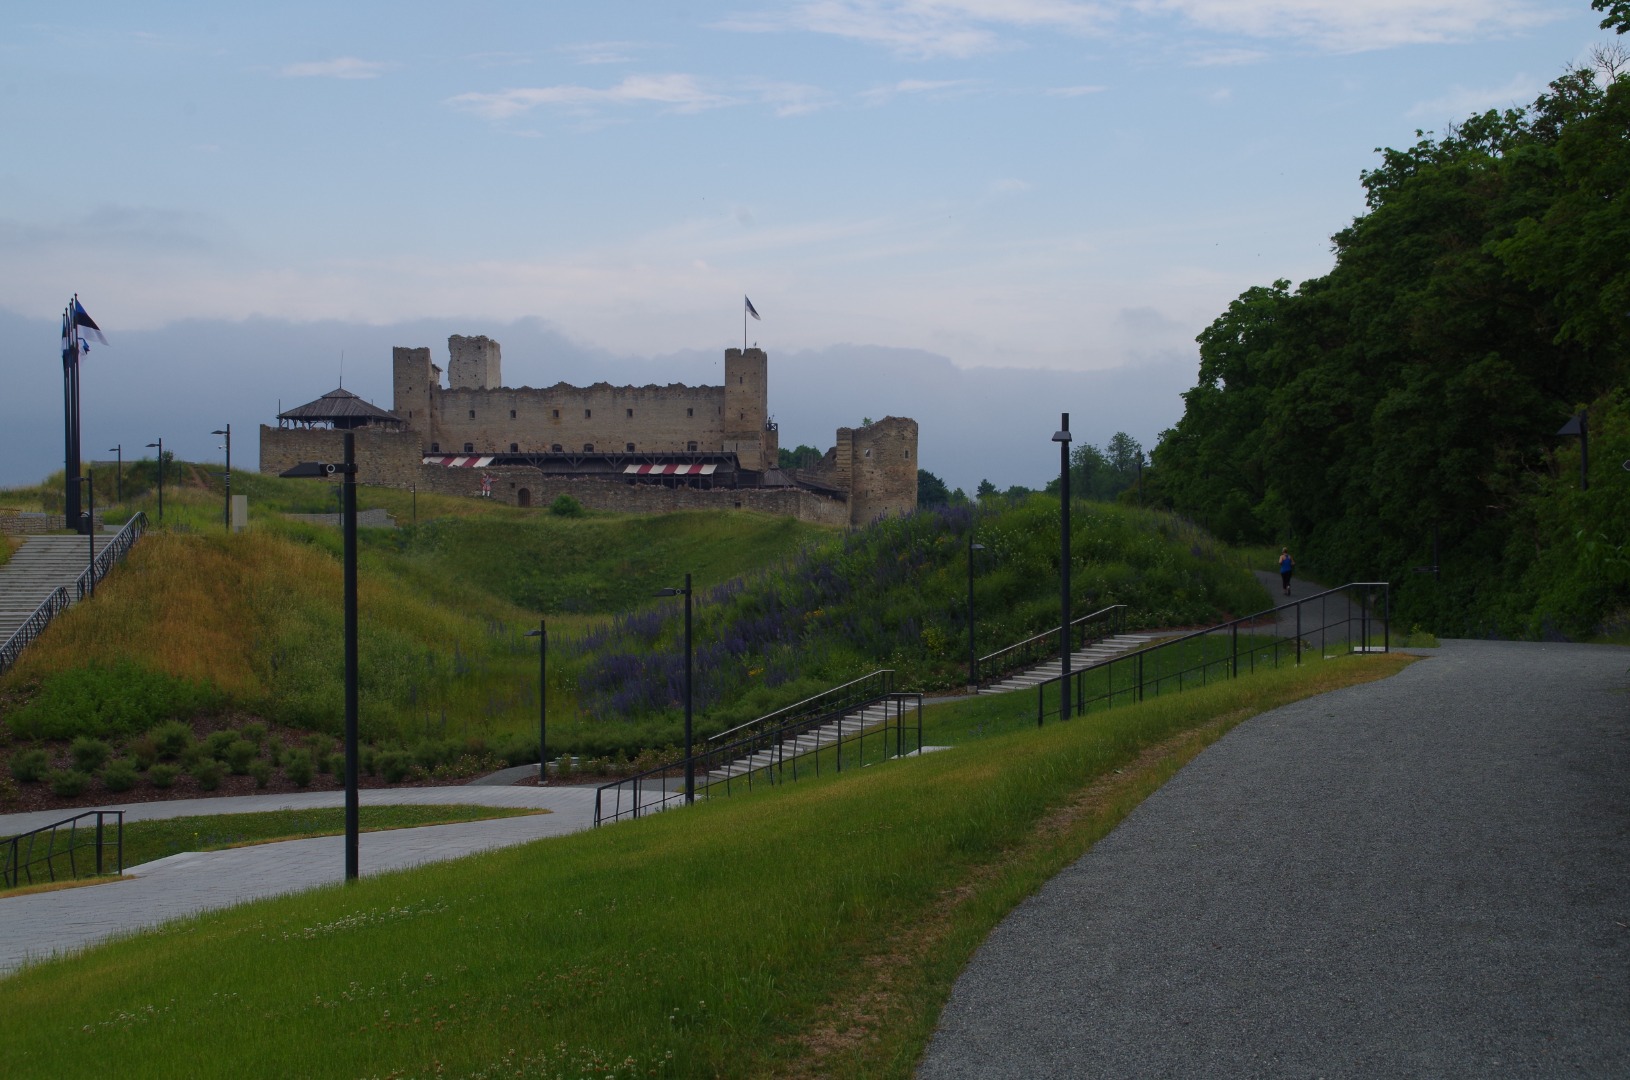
1595,0 -> 1629,34
975,479 -> 998,500
778,444 -> 824,470
917,469 -> 952,508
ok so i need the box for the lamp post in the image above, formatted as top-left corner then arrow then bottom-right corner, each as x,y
1557,410 -> 1589,491
967,534 -> 985,688
524,620 -> 547,784
211,425 -> 231,531
145,438 -> 164,524
279,433 -> 360,881
108,445 -> 122,503
76,473 -> 95,596
655,573 -> 694,804
1053,414 -> 1072,722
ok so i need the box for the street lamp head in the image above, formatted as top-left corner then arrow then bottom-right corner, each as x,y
211,429 -> 227,436
654,586 -> 688,597
146,442 -> 160,448
1051,430 -> 1072,443
971,542 -> 985,552
524,628 -> 543,638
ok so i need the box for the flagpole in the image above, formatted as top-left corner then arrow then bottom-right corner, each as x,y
63,302 -> 83,533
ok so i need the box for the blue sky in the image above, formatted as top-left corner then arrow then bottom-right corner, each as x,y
0,2 -> 1617,491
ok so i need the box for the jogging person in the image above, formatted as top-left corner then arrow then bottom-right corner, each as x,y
1278,547 -> 1295,596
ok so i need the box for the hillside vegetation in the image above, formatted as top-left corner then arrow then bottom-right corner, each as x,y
1148,57 -> 1630,639
2,464 -> 1266,781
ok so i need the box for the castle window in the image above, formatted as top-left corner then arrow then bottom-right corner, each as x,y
625,442 -> 635,452
740,412 -> 745,420
687,441 -> 697,452
626,408 -> 633,418
552,409 -> 559,419
583,443 -> 594,452
510,443 -> 518,453
687,407 -> 693,417
551,443 -> 562,453
469,410 -> 475,419
431,442 -> 439,453
464,443 -> 474,453
739,376 -> 743,384
510,409 -> 516,419
864,449 -> 872,457
585,409 -> 592,419
407,410 -> 413,419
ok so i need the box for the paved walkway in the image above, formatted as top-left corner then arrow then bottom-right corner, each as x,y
0,784 -> 609,977
918,639 -> 1630,1078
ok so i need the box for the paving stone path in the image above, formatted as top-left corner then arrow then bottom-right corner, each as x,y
918,639 -> 1630,1078
0,785 -> 607,977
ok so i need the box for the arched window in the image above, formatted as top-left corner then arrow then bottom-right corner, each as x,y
464,442 -> 474,453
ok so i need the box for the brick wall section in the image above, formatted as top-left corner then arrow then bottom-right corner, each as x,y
448,334 -> 501,391
431,384 -> 727,455
0,512 -> 105,535
258,426 -> 425,486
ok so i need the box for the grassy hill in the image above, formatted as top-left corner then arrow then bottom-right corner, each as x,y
1,466 -> 1269,800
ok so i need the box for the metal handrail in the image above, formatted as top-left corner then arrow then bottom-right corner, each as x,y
596,691 -> 923,826
75,512 -> 147,601
706,669 -> 895,745
0,587 -> 72,677
2,810 -> 125,888
975,604 -> 1126,686
1032,583 -> 1391,726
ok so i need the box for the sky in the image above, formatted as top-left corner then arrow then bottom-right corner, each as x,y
0,1 -> 1617,494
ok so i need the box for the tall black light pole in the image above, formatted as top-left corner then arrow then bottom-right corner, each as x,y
145,439 -> 164,525
1053,415 -> 1072,722
1557,411 -> 1589,491
655,573 -> 694,803
109,445 -> 122,503
279,434 -> 360,880
524,620 -> 547,783
76,473 -> 95,596
967,533 -> 985,688
212,425 -> 231,531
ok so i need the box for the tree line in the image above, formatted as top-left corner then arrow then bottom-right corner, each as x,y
1146,28 -> 1630,637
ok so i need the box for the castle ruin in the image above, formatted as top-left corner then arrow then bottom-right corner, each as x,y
259,335 -> 917,526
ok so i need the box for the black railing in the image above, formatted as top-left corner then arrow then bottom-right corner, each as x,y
0,586 -> 71,677
595,687 -> 923,826
707,669 -> 896,747
75,511 -> 148,601
2,810 -> 125,889
975,604 -> 1126,687
1034,583 -> 1390,726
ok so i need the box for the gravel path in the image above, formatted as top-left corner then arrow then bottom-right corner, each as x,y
918,639 -> 1630,1078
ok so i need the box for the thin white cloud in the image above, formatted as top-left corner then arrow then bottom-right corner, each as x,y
859,78 -> 982,105
279,57 -> 391,80
720,0 -> 1113,59
1188,46 -> 1269,67
1407,74 -> 1542,120
559,41 -> 647,65
744,78 -> 836,116
1140,0 -> 1558,53
449,75 -> 737,120
1046,84 -> 1109,96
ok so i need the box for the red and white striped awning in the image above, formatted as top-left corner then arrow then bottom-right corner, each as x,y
623,463 -> 717,476
422,455 -> 495,468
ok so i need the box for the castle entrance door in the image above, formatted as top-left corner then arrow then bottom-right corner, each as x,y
517,488 -> 531,507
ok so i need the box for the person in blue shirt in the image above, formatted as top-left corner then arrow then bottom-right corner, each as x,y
1278,547 -> 1295,596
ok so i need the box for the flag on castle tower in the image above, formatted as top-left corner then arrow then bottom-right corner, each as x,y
744,295 -> 761,321
73,298 -> 108,348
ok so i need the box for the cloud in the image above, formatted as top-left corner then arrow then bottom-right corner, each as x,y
720,0 -> 1113,60
1142,0 -> 1558,53
448,74 -> 737,120
1046,84 -> 1109,96
1187,46 -> 1269,67
1406,74 -> 1542,120
859,78 -> 982,105
278,57 -> 391,80
744,78 -> 836,116
558,41 -> 646,65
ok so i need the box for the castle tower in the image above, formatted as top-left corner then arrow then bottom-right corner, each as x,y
391,346 -> 439,434
723,347 -> 770,471
448,334 -> 502,390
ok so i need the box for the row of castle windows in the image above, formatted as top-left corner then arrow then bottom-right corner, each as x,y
461,406 -> 705,420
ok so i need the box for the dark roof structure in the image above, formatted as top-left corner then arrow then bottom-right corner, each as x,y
276,387 -> 403,430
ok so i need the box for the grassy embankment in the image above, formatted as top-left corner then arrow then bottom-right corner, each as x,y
0,650 -> 1411,1078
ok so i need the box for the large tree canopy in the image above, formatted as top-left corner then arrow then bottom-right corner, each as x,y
1150,59 -> 1630,637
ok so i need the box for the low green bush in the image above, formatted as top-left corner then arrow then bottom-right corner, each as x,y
225,740 -> 258,775
102,758 -> 140,793
151,720 -> 192,761
192,760 -> 224,791
49,769 -> 90,798
204,730 -> 238,761
128,734 -> 159,770
326,752 -> 345,776
248,759 -> 273,789
10,748 -> 50,783
549,493 -> 585,517
70,736 -> 112,773
148,763 -> 179,789
378,751 -> 412,784
285,750 -> 314,787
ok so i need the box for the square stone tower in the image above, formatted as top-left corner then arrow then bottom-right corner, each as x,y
448,334 -> 502,390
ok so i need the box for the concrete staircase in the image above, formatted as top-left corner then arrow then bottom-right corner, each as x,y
705,700 -> 900,783
0,534 -> 115,645
978,633 -> 1158,695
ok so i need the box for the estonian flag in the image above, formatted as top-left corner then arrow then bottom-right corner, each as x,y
744,295 -> 761,321
73,299 -> 109,348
